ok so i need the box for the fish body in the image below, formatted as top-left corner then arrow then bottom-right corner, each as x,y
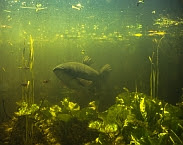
53,62 -> 111,89
53,62 -> 99,81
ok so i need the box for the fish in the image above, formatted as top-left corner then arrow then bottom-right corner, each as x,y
53,62 -> 111,90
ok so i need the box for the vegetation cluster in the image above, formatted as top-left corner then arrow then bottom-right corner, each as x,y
0,91 -> 183,145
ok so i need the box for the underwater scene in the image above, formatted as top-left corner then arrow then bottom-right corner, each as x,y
0,0 -> 183,144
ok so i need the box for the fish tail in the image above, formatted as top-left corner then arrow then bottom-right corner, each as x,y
99,64 -> 112,78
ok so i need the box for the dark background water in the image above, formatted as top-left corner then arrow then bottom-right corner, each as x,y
0,0 -> 183,121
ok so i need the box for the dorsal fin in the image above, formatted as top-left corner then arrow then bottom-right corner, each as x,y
82,56 -> 93,66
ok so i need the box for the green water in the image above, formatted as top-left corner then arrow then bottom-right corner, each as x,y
0,0 -> 183,144
0,0 -> 183,112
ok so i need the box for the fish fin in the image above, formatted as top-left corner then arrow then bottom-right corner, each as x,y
99,64 -> 112,76
77,78 -> 93,87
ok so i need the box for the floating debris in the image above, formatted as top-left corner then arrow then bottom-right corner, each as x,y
21,3 -> 47,12
152,10 -> 156,14
148,30 -> 166,36
72,3 -> 84,10
154,17 -> 183,27
133,33 -> 143,37
137,0 -> 144,6
0,25 -> 12,29
18,66 -> 30,70
3,10 -> 11,13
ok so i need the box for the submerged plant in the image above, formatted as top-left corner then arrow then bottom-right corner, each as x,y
0,98 -> 99,145
0,92 -> 183,145
149,36 -> 164,99
88,92 -> 183,145
15,102 -> 39,116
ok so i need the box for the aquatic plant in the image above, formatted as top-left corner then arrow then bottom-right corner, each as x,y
0,98 -> 99,145
149,36 -> 164,98
18,35 -> 35,144
0,92 -> 182,145
88,92 -> 183,144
